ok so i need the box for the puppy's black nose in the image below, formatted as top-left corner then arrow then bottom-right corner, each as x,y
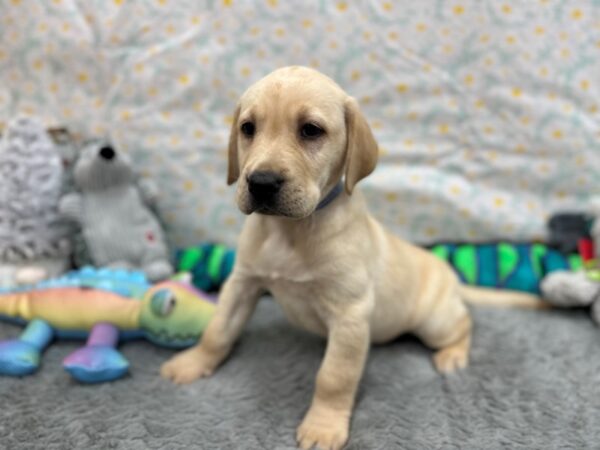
247,171 -> 285,202
99,146 -> 115,160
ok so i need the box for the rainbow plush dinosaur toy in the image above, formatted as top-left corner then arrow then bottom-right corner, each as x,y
0,267 -> 216,383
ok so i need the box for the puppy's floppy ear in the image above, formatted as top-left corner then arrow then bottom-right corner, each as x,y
343,97 -> 379,194
227,105 -> 241,185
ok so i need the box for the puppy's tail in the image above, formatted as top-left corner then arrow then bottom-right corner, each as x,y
459,285 -> 551,310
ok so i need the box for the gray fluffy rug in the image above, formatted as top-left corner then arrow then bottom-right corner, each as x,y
1,298 -> 599,450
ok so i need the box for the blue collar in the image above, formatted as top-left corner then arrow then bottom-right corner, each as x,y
316,181 -> 344,211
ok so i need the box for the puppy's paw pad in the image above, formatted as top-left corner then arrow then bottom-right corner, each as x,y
433,346 -> 468,374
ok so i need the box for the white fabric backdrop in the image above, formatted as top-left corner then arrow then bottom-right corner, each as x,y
1,0 -> 598,248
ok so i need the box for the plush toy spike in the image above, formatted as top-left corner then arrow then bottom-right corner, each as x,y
175,243 -> 235,292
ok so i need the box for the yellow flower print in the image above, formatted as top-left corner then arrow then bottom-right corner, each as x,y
555,190 -> 567,199
570,9 -> 583,20
385,192 -> 398,202
425,226 -> 438,238
453,5 -> 465,15
396,83 -> 409,93
336,2 -> 348,12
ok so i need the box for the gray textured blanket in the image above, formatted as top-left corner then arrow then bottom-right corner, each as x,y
1,298 -> 598,449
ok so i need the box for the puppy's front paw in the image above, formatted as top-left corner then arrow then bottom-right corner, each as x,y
296,405 -> 349,450
160,347 -> 217,384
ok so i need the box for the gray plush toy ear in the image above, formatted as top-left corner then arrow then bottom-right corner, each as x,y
227,105 -> 241,186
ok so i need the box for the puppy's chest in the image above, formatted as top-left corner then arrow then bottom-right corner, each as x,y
252,234 -> 317,285
251,234 -> 331,336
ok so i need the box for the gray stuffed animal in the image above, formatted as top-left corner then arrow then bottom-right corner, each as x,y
540,199 -> 600,323
59,141 -> 173,281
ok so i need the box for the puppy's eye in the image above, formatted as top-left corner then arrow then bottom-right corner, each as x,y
300,123 -> 325,139
240,122 -> 256,137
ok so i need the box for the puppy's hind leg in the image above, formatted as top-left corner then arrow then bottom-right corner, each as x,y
415,300 -> 472,374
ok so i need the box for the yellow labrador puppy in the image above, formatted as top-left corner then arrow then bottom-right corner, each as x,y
161,66 -> 543,450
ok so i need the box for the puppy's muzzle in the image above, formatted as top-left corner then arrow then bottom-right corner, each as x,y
247,171 -> 285,205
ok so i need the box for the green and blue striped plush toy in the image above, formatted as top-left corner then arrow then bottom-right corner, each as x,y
175,242 -> 580,295
429,243 -> 582,294
174,243 -> 235,292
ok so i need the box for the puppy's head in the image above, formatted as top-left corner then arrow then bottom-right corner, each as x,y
227,66 -> 378,218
